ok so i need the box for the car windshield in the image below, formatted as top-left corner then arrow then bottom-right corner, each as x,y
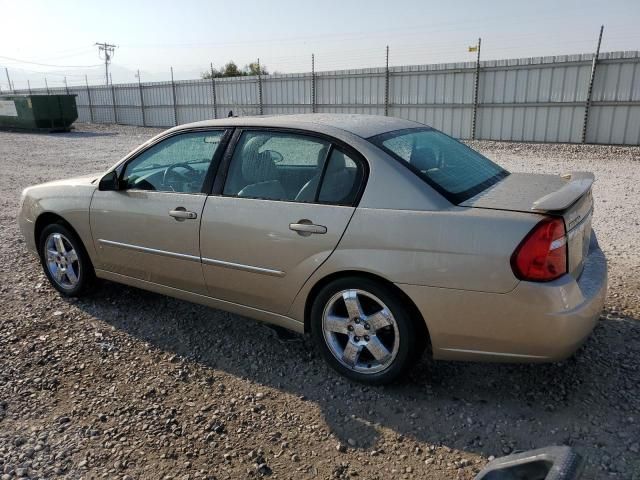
370,128 -> 509,204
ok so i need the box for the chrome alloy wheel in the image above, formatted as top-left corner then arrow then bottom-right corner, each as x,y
44,233 -> 80,290
322,289 -> 400,374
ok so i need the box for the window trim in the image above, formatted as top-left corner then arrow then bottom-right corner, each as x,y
210,126 -> 369,207
368,127 -> 509,205
114,127 -> 232,195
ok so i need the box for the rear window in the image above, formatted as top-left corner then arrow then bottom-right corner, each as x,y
370,128 -> 509,204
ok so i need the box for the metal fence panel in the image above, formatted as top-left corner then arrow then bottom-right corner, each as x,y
263,73 -> 312,112
20,50 -> 639,144
90,85 -> 116,123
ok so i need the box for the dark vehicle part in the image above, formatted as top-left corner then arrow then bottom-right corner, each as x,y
474,446 -> 583,480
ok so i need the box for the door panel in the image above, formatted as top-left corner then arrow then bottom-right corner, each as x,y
90,190 -> 208,294
200,196 -> 355,313
89,129 -> 227,295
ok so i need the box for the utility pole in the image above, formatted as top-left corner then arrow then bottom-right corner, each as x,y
45,77 -> 50,95
95,42 -> 117,85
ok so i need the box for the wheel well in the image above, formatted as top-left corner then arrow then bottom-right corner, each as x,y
303,270 -> 431,348
34,213 -> 80,252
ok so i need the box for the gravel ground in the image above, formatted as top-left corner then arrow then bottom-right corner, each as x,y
1,123 -> 639,480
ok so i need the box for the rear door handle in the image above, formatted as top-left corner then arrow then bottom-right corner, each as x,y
169,207 -> 198,220
289,220 -> 327,236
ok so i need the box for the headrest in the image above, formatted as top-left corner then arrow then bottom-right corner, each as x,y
240,136 -> 279,183
327,150 -> 346,174
410,145 -> 439,171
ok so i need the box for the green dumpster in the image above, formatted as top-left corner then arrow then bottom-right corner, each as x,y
0,94 -> 78,132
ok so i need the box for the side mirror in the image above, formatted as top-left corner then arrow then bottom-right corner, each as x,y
98,171 -> 120,191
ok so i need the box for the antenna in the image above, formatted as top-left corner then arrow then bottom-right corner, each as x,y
95,42 -> 117,85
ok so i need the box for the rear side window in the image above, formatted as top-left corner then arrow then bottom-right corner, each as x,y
222,130 -> 365,206
318,149 -> 363,205
370,128 -> 508,204
222,131 -> 330,201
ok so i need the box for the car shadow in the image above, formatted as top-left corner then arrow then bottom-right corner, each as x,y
55,131 -> 119,138
71,279 -> 639,472
0,129 -> 119,138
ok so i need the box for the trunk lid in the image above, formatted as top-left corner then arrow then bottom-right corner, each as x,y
460,171 -> 595,278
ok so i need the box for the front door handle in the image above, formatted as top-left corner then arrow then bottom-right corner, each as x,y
169,207 -> 198,220
289,219 -> 327,236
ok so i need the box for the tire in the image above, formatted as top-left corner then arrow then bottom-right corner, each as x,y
310,276 -> 423,385
38,223 -> 95,297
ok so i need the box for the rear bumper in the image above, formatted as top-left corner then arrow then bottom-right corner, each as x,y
398,232 -> 608,362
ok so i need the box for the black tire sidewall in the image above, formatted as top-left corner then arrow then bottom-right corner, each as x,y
310,277 -> 417,385
38,223 -> 93,297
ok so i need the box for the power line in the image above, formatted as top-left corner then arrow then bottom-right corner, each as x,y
0,54 -> 101,68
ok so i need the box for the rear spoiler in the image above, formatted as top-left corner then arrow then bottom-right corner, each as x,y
532,171 -> 594,212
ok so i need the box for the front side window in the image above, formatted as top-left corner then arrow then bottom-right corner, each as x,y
122,131 -> 225,193
370,128 -> 508,203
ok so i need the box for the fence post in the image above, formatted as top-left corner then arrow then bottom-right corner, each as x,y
85,75 -> 94,123
210,63 -> 218,119
581,25 -> 604,144
384,46 -> 390,116
471,37 -> 482,140
311,54 -> 316,113
5,68 -> 14,93
170,67 -> 178,126
110,80 -> 118,124
137,70 -> 146,127
257,58 -> 263,115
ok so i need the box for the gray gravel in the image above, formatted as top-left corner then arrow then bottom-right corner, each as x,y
0,123 -> 639,479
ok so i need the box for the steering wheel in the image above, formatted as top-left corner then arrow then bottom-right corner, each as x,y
162,163 -> 198,189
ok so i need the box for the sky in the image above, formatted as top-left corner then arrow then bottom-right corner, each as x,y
1,0 -> 639,90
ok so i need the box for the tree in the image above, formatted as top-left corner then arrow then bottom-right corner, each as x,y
201,60 -> 269,79
245,62 -> 268,76
222,61 -> 243,77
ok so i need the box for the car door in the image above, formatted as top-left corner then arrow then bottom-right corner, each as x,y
200,129 -> 366,314
90,129 -> 228,295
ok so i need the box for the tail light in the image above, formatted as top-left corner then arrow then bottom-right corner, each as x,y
511,217 -> 567,282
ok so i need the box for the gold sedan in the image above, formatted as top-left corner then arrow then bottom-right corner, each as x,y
18,114 -> 607,384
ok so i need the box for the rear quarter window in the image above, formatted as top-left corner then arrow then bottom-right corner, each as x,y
370,128 -> 508,204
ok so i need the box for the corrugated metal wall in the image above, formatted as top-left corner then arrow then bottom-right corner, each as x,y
20,51 -> 640,145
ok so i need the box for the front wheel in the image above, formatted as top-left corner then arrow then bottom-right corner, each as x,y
38,223 -> 95,297
310,277 -> 423,385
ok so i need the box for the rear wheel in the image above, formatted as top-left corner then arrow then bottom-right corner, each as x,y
310,277 -> 423,384
38,223 -> 95,297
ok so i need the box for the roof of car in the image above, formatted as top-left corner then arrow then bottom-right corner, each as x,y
178,113 -> 425,139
